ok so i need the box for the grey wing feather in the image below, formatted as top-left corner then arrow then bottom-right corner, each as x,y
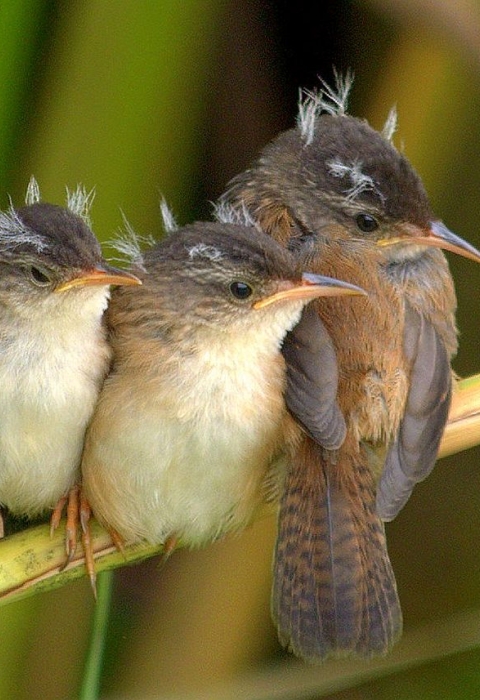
281,305 -> 346,450
377,305 -> 452,521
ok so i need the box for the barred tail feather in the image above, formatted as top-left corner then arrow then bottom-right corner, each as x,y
272,437 -> 402,661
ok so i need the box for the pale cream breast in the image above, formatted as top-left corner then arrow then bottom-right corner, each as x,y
0,286 -> 111,515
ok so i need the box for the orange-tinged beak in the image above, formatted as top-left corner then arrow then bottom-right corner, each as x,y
418,221 -> 480,263
55,264 -> 142,292
378,220 -> 480,263
253,273 -> 366,309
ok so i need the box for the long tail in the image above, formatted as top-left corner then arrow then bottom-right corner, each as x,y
272,435 -> 402,661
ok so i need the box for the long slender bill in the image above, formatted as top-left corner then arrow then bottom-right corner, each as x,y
422,221 -> 480,263
56,264 -> 141,292
379,220 -> 480,263
253,273 -> 366,309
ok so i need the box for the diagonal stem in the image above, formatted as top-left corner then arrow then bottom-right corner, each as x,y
0,372 -> 479,606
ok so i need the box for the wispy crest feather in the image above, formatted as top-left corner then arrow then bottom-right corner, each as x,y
297,70 -> 354,145
110,199 -> 176,270
66,185 -> 95,226
327,158 -> 382,202
109,213 -> 157,272
25,176 -> 41,206
382,106 -> 398,143
0,205 -> 48,253
1,177 -> 46,251
213,200 -> 258,228
187,243 -> 224,262
160,198 -> 178,234
0,178 -> 98,257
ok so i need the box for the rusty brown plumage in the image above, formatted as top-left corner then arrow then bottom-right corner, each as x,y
273,434 -> 401,659
220,80 -> 478,660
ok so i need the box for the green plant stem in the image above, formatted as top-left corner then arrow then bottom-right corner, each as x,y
79,570 -> 114,700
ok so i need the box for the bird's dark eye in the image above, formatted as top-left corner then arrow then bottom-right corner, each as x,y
27,266 -> 52,286
229,281 -> 253,300
355,213 -> 379,233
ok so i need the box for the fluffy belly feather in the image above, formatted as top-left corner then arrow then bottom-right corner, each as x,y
84,352 -> 288,545
0,313 -> 108,515
86,403 -> 285,545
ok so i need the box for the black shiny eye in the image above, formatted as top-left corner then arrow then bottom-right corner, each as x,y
27,266 -> 51,286
355,213 -> 379,233
229,281 -> 253,300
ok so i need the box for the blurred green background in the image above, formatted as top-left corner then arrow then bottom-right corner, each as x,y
1,1 -> 480,698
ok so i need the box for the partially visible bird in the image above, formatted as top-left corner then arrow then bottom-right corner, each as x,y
0,178 -> 140,557
81,211 -> 363,576
220,74 -> 480,660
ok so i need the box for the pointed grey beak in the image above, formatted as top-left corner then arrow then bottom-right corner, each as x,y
424,221 -> 480,263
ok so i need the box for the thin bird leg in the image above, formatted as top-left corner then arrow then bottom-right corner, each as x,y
80,494 -> 127,597
154,534 -> 179,573
162,535 -> 178,559
108,526 -> 126,557
65,485 -> 80,561
49,494 -> 68,536
50,485 -> 81,566
80,495 -> 97,598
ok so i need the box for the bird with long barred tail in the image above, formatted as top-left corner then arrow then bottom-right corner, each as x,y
0,178 -> 140,559
220,74 -> 480,660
